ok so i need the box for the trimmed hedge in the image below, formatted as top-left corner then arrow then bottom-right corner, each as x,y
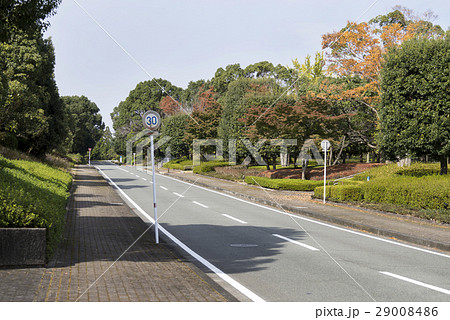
193,161 -> 230,174
314,185 -> 363,202
314,175 -> 449,210
163,158 -> 193,170
245,176 -> 323,191
0,155 -> 72,258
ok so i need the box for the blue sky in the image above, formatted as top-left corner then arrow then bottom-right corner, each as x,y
44,0 -> 450,132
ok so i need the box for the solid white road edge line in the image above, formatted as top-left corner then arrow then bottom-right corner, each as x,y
222,214 -> 247,224
157,173 -> 450,259
379,271 -> 450,295
193,201 -> 208,208
96,166 -> 265,302
273,234 -> 320,251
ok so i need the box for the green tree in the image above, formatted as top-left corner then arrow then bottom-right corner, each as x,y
160,113 -> 190,159
62,95 -> 104,155
321,8 -> 444,153
380,36 -> 450,174
0,0 -> 61,42
111,79 -> 182,153
0,30 -> 65,156
184,87 -> 222,157
91,126 -> 116,160
210,64 -> 244,95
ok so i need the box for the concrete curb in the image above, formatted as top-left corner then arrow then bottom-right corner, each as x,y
0,228 -> 46,266
163,172 -> 450,253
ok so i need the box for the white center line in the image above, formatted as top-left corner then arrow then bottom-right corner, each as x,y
379,272 -> 450,295
193,201 -> 208,208
160,186 -> 168,190
222,214 -> 247,224
273,234 -> 320,251
135,175 -> 140,178
173,192 -> 184,198
142,178 -> 147,181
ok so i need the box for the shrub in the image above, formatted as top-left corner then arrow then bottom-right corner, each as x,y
193,161 -> 230,174
362,176 -> 449,210
0,155 -> 72,258
163,158 -> 193,170
314,186 -> 330,199
395,163 -> 441,177
331,185 -> 364,201
0,132 -> 18,149
315,174 -> 450,211
245,176 -> 323,191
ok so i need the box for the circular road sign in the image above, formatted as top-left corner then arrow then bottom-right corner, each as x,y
321,139 -> 330,151
143,110 -> 161,132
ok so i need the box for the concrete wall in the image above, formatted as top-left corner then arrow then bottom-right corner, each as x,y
0,228 -> 46,266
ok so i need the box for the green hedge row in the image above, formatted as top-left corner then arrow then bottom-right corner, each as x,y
163,158 -> 193,170
245,176 -> 324,191
0,155 -> 72,258
192,161 -> 230,174
314,175 -> 450,210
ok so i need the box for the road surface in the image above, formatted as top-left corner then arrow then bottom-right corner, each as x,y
94,162 -> 450,302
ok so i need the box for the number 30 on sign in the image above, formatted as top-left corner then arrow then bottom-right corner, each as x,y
142,110 -> 161,132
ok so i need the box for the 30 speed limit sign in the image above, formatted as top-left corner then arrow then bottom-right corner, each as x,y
142,110 -> 161,132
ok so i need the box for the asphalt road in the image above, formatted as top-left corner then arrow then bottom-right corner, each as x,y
94,162 -> 450,302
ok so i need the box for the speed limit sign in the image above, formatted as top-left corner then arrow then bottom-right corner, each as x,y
142,110 -> 161,132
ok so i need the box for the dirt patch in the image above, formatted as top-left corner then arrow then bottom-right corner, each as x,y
258,163 -> 384,180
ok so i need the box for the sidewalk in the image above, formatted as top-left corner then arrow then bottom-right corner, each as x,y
0,165 -> 231,302
160,169 -> 450,253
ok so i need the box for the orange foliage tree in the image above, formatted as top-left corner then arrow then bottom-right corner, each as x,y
321,7 -> 444,122
320,7 -> 444,152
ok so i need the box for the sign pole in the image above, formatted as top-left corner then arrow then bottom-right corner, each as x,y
151,134 -> 159,244
143,110 -> 161,244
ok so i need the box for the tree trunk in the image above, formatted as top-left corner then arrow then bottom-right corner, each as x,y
440,155 -> 448,175
328,147 -> 333,166
301,159 -> 308,180
332,136 -> 346,166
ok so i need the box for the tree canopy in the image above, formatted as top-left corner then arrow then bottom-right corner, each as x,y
61,96 -> 105,155
380,36 -> 450,174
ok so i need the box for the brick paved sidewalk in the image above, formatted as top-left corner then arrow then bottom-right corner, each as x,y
0,165 -> 229,302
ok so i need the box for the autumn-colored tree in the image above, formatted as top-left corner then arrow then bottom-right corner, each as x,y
321,7 -> 444,150
239,79 -> 351,170
184,87 -> 222,156
159,96 -> 181,116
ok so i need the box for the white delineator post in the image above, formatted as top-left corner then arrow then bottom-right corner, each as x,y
88,148 -> 91,166
150,134 -> 159,244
